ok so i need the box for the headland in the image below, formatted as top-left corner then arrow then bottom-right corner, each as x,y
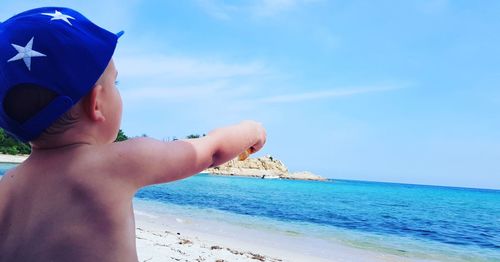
204,155 -> 327,181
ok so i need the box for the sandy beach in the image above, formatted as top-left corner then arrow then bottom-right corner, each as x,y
135,212 -> 285,262
0,154 -> 28,164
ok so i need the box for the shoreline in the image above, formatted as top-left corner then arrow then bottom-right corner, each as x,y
204,170 -> 329,181
133,200 -> 414,262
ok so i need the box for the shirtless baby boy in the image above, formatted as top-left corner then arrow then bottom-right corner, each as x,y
0,7 -> 266,261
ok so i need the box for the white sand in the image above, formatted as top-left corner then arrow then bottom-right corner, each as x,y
0,154 -> 28,164
135,219 -> 283,262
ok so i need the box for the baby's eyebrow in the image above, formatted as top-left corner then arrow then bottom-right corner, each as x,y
115,71 -> 119,79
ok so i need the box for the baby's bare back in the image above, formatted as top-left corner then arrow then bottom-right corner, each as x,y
0,122 -> 266,261
0,151 -> 138,262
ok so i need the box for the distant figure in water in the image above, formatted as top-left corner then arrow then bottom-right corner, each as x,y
0,7 -> 266,262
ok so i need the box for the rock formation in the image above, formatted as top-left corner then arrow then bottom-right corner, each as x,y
204,155 -> 327,181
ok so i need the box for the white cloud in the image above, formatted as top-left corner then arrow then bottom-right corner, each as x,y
122,82 -> 225,101
116,52 -> 406,108
255,85 -> 406,104
195,0 -> 320,20
251,0 -> 298,17
117,54 -> 267,80
311,26 -> 340,51
121,80 -> 254,103
195,0 -> 235,20
419,0 -> 449,14
115,52 -> 269,107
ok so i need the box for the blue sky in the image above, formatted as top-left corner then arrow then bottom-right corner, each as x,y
2,1 -> 499,189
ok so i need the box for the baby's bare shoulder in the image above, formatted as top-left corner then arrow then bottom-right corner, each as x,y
0,146 -> 136,224
15,145 -> 140,197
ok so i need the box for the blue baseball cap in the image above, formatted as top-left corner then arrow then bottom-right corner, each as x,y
0,7 -> 123,142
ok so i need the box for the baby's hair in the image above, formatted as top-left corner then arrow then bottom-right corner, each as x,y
3,83 -> 80,140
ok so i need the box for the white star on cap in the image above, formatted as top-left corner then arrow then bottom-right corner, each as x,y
41,10 -> 75,25
7,37 -> 47,71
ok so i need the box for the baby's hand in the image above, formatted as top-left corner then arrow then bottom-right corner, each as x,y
239,120 -> 266,160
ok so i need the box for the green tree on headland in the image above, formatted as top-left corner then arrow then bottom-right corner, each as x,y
114,129 -> 128,142
0,129 -> 31,155
186,134 -> 206,139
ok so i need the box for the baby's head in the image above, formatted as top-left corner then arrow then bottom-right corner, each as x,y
0,7 -> 123,145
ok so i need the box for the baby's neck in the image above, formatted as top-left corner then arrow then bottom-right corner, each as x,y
30,128 -> 104,151
31,140 -> 92,151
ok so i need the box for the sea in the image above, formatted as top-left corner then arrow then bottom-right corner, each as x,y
1,163 -> 499,261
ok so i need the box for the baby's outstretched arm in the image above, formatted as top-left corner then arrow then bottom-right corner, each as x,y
104,121 -> 266,190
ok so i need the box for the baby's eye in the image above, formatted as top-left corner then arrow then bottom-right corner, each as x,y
115,80 -> 120,86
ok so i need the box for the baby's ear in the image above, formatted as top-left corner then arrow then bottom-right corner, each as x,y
82,84 -> 105,122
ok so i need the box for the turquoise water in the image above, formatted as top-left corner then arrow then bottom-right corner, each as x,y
135,175 -> 500,261
1,164 -> 499,261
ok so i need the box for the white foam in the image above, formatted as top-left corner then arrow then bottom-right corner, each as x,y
133,210 -> 159,219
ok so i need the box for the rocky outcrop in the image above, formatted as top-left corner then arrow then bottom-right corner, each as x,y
204,155 -> 327,181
